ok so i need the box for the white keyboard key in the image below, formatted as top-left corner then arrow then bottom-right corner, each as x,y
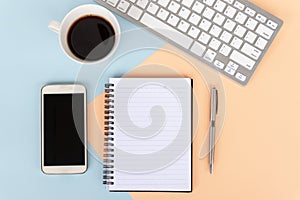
203,7 -> 215,20
223,0 -> 233,4
244,31 -> 257,44
234,25 -> 246,38
128,5 -> 143,20
235,12 -> 247,24
267,20 -> 278,29
107,0 -> 119,6
235,72 -> 247,82
214,0 -> 226,13
245,7 -> 256,17
157,8 -> 170,21
214,60 -> 225,69
224,66 -> 236,75
230,36 -> 243,49
129,0 -> 136,2
136,0 -> 149,9
213,13 -> 225,26
178,20 -> 190,32
158,0 -> 170,7
227,61 -> 239,70
167,14 -> 180,26
241,43 -> 261,60
224,19 -> 236,31
188,26 -> 201,38
220,31 -> 232,43
168,1 -> 180,13
230,50 -> 255,70
141,13 -> 193,49
182,0 -> 194,7
209,38 -> 221,50
256,13 -> 266,23
224,6 -> 237,18
204,49 -> 217,62
117,0 -> 130,12
255,24 -> 274,39
199,19 -> 212,32
219,44 -> 232,56
189,13 -> 201,25
234,1 -> 245,10
191,42 -> 206,56
198,32 -> 211,44
192,2 -> 205,14
147,2 -> 159,15
203,0 -> 215,6
209,25 -> 222,37
245,18 -> 258,30
179,7 -> 191,20
255,37 -> 268,50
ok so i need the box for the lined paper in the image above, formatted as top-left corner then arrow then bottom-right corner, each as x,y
107,78 -> 192,192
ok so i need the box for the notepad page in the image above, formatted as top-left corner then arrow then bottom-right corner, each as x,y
107,78 -> 192,192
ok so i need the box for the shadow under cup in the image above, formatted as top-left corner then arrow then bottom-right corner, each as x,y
67,15 -> 116,62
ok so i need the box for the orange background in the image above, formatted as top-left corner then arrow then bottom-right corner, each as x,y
88,0 -> 300,199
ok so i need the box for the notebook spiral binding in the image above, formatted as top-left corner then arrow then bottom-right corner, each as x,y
103,83 -> 115,186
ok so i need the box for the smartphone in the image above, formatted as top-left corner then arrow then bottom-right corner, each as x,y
41,84 -> 87,174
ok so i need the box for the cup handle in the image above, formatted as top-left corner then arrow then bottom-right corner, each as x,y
48,20 -> 61,33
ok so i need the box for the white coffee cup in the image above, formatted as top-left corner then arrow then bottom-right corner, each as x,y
48,4 -> 121,64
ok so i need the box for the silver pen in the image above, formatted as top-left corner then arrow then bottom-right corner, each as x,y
209,87 -> 218,174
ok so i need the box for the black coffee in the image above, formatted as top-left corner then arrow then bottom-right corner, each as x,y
67,16 -> 115,61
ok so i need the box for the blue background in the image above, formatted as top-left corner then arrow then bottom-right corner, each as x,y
0,0 -> 163,199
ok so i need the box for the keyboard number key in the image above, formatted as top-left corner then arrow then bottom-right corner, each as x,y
203,0 -> 216,6
245,18 -> 258,31
214,0 -> 226,13
235,12 -> 247,24
224,6 -> 237,18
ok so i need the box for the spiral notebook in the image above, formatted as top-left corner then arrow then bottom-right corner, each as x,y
103,78 -> 192,192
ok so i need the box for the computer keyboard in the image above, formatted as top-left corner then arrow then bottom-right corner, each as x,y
95,0 -> 283,85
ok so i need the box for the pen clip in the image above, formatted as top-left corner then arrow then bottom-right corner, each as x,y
215,89 -> 218,115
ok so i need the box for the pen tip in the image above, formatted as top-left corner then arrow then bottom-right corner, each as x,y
210,165 -> 213,174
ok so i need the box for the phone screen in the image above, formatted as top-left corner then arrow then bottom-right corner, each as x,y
43,93 -> 85,166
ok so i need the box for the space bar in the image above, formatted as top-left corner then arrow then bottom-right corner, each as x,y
140,13 -> 193,49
